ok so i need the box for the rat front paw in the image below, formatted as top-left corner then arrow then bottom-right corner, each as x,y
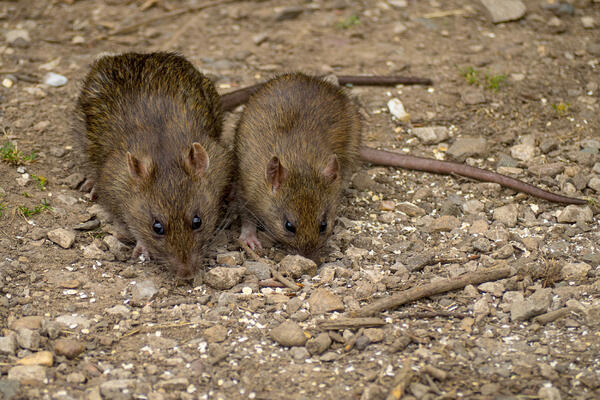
239,231 -> 263,250
132,242 -> 151,261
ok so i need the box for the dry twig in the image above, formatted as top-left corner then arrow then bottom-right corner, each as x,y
237,239 -> 300,291
318,317 -> 386,330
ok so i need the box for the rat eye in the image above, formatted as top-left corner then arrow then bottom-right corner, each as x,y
319,220 -> 327,233
192,215 -> 202,230
284,220 -> 296,234
153,220 -> 165,235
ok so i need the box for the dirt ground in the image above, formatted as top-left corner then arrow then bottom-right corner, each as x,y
1,0 -> 599,399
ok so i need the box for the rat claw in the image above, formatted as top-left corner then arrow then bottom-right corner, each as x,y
240,231 -> 262,250
132,242 -> 151,261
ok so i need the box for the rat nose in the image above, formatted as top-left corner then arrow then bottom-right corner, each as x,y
175,262 -> 196,280
299,249 -> 321,266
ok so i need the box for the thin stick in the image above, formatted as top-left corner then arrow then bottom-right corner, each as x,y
318,317 -> 386,330
352,267 -> 511,317
237,239 -> 300,291
533,307 -> 574,324
386,361 -> 413,400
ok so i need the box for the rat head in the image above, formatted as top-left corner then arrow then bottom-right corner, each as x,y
258,154 -> 342,261
124,142 -> 230,278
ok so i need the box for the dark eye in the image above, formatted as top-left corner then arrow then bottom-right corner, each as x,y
153,220 -> 165,235
320,220 -> 327,233
192,215 -> 202,230
284,220 -> 296,234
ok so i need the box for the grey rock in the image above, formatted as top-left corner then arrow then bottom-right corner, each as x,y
472,237 -> 492,253
511,288 -> 552,321
216,251 -> 244,266
411,126 -> 449,144
447,137 -> 487,161
406,251 -> 434,272
54,338 -> 85,359
511,143 -> 536,161
493,204 -> 519,227
538,386 -> 562,400
588,177 -> 600,192
431,215 -> 460,232
557,205 -> 593,223
131,279 -> 158,305
203,325 -> 227,343
528,163 -> 564,177
43,72 -> 67,87
290,346 -> 310,360
7,365 -> 46,384
270,320 -> 307,347
581,16 -> 595,29
82,242 -> 114,260
286,297 -> 303,314
320,351 -> 340,362
478,281 -> 505,297
279,255 -> 317,278
481,0 -> 526,23
496,153 -> 518,168
0,335 -> 17,355
274,6 -> 304,21
363,328 -> 384,343
492,244 -> 514,259
66,372 -> 86,384
99,379 -> 136,399
586,42 -> 600,56
154,377 -> 189,391
0,379 -> 20,399
355,334 -> 371,350
473,296 -> 490,316
204,267 -> 246,290
16,328 -> 40,350
561,262 -> 591,280
47,228 -> 76,249
308,288 -> 344,314
306,332 -> 332,356
62,173 -> 85,189
252,32 -> 269,45
103,235 -> 128,257
461,88 -> 486,105
463,199 -> 484,214
74,219 -> 101,231
105,305 -> 131,317
5,29 -> 30,46
55,314 -> 91,329
396,202 -> 426,217
56,194 -> 78,206
243,261 -> 271,280
539,138 -> 559,154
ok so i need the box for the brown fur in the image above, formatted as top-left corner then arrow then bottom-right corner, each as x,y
75,52 -> 233,277
234,73 -> 361,258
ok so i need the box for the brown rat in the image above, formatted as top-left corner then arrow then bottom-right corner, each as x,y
233,73 -> 586,259
76,52 -> 233,278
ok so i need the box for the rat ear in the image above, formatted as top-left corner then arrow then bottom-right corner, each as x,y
322,154 -> 339,183
184,142 -> 209,178
266,156 -> 287,192
127,152 -> 152,182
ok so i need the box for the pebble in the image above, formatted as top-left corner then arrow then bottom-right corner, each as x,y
290,346 -> 310,360
510,143 -> 536,161
82,242 -> 114,260
411,126 -> 449,144
47,228 -> 76,249
203,325 -> 228,343
581,16 -> 595,29
538,386 -> 562,400
406,251 -> 434,272
388,0 -> 407,8
74,219 -> 101,231
387,98 -> 410,122
447,137 -> 487,161
278,255 -> 317,278
252,32 -> 269,45
528,163 -> 565,177
431,215 -> 460,232
17,328 -> 40,350
54,339 -> 85,359
379,200 -> 395,211
273,6 -> 304,21
463,199 -> 484,214
243,261 -> 271,280
306,332 -> 332,355
55,314 -> 91,330
56,194 -> 78,207
557,205 -> 593,223
5,29 -> 30,46
0,379 -> 20,399
17,351 -> 53,367
561,262 -> 591,280
308,288 -> 344,314
478,281 -> 505,297
7,365 -> 46,384
204,266 -> 246,290
0,335 -> 17,355
270,320 -> 307,347
155,378 -> 189,391
396,202 -> 426,217
492,243 -> 514,259
355,334 -> 371,351
10,315 -> 43,330
131,279 -> 158,305
363,328 -> 384,343
216,251 -> 244,266
103,235 -> 129,260
493,204 -> 519,228
99,379 -> 136,398
105,305 -> 131,317
43,72 -> 68,87
587,177 -> 600,192
510,288 -> 552,321
66,372 -> 86,384
461,88 -> 486,105
62,173 -> 85,189
473,296 -> 490,316
480,0 -> 526,23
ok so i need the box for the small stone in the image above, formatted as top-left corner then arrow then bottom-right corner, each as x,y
538,386 -> 562,400
306,332 -> 332,356
10,316 -> 43,330
388,0 -> 407,8
379,200 -> 395,211
243,261 -> 271,280
0,335 -> 17,355
363,328 -> 384,343
273,6 -> 304,21
355,334 -> 371,351
55,314 -> 91,330
54,339 -> 85,359
478,281 -> 505,297
581,16 -> 595,29
588,177 -> 600,193
492,244 -> 514,259
270,320 -> 307,347
103,235 -> 128,260
216,251 -> 244,266
7,365 -> 46,384
557,205 -> 593,223
17,351 -> 53,367
252,32 -> 269,45
493,204 -> 519,228
431,215 -> 460,232
470,220 -> 489,234
528,163 -> 564,177
463,199 -> 484,214
5,29 -> 30,46
290,346 -> 310,360
105,305 -> 131,317
278,255 -> 317,278
0,379 -> 20,399
71,35 -> 85,44
539,138 -> 559,154
511,143 -> 536,161
62,173 -> 85,189
66,372 -> 86,384
472,237 -> 491,253
74,219 -> 101,231
56,194 -> 78,206
461,88 -> 486,105
473,296 -> 490,316
406,251 -> 434,272
387,98 -> 410,122
411,126 -> 449,144
82,242 -> 114,260
47,228 -> 76,249
511,288 -> 552,321
308,288 -> 344,314
345,246 -> 369,260
447,137 -> 487,161
561,262 -> 591,280
480,0 -> 526,23
203,325 -> 228,343
131,279 -> 158,305
99,379 -> 136,399
43,72 -> 67,87
17,328 -> 40,350
204,267 -> 246,290
396,202 -> 426,217
155,378 -> 189,391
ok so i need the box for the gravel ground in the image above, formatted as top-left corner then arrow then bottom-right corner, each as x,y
0,1 -> 599,399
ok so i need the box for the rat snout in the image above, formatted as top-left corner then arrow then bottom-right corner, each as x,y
299,248 -> 322,265
174,261 -> 196,280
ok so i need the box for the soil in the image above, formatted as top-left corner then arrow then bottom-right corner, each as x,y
1,1 -> 599,399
